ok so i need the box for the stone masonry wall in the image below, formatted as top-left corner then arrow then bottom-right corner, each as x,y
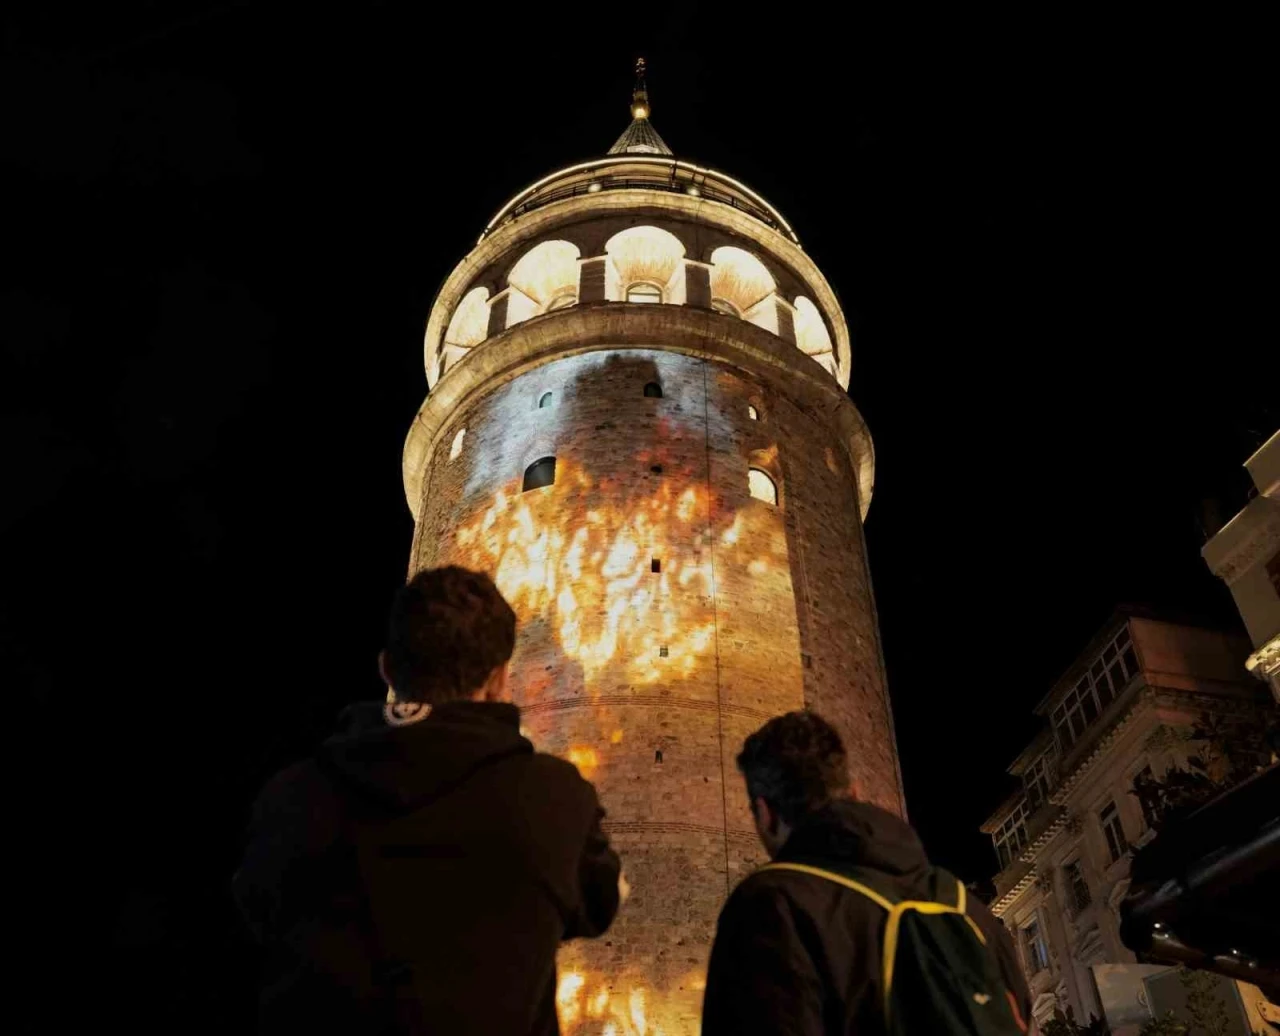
410,345 -> 899,1034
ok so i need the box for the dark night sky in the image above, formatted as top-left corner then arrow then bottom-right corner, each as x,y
5,3 -> 1275,1027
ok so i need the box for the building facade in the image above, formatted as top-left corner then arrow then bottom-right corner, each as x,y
980,612 -> 1274,1034
1203,429 -> 1280,703
400,67 -> 904,1035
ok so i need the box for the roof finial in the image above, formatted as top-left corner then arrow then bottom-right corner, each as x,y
631,57 -> 650,120
607,57 -> 671,155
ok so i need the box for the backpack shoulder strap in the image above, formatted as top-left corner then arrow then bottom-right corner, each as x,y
755,861 -> 897,912
760,864 -> 991,1018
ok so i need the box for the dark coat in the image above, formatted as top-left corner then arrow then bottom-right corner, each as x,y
234,700 -> 621,1036
701,799 -> 1031,1036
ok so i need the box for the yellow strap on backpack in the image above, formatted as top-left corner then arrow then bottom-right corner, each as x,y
756,862 -> 987,1017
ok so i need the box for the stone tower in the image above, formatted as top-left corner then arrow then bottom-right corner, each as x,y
403,61 -> 904,1035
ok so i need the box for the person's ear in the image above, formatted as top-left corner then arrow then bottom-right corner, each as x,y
481,662 -> 511,702
377,650 -> 391,688
753,796 -> 775,834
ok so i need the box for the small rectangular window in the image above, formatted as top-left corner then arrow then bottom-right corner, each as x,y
658,645 -> 668,658
1063,860 -> 1092,914
1022,917 -> 1049,974
1135,765 -> 1159,829
651,558 -> 661,573
1100,801 -> 1128,863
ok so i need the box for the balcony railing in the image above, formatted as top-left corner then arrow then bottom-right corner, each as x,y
501,174 -> 786,237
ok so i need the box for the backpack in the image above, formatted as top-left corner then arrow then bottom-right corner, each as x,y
757,862 -> 1030,1035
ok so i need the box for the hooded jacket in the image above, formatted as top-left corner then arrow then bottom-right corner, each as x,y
234,699 -> 621,1036
700,799 -> 1030,1036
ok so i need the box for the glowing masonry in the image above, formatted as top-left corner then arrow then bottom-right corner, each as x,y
401,61 -> 905,1035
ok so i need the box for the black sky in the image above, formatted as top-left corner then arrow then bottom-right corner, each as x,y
5,3 -> 1275,1028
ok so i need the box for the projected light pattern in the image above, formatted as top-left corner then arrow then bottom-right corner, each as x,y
553,965 -> 707,1036
453,458 -> 782,690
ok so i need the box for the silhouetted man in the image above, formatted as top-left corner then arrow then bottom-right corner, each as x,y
235,566 -> 622,1035
702,710 -> 1032,1035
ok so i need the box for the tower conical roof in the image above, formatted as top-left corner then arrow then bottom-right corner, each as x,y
607,58 -> 672,156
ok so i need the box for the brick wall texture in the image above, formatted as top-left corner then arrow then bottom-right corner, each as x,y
410,346 -> 901,1034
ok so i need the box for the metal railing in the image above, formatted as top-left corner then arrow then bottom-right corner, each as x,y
501,175 -> 785,235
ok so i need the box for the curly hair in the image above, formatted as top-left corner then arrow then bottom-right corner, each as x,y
736,711 -> 850,825
383,566 -> 516,704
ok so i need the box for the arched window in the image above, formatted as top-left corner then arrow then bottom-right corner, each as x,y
449,427 -> 466,460
605,227 -> 686,303
626,283 -> 663,304
538,391 -> 553,409
506,240 -> 581,319
748,468 -> 778,506
711,298 -> 740,317
643,382 -> 663,398
523,456 -> 556,492
747,405 -> 759,421
709,246 -> 776,323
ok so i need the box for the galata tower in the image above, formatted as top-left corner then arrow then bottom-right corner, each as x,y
402,60 -> 904,1035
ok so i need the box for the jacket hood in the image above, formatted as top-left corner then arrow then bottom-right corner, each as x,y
778,799 -> 932,892
315,699 -> 532,809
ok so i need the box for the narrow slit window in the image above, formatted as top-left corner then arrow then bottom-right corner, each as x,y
522,456 -> 556,492
655,749 -> 663,763
538,391 -> 553,409
651,558 -> 661,573
748,468 -> 778,506
643,382 -> 663,398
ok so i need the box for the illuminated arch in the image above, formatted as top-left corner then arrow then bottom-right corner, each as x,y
439,286 -> 491,376
605,226 -> 686,303
794,295 -> 835,365
709,246 -> 776,318
507,239 -> 581,312
748,468 -> 778,506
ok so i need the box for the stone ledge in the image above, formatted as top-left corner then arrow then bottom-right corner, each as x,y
403,303 -> 875,523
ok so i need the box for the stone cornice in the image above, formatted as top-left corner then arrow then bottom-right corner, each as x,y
1018,806 -> 1068,864
1202,496 -> 1280,585
1247,633 -> 1280,677
402,302 -> 875,522
991,863 -> 1037,918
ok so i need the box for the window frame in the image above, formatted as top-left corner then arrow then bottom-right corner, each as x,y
1051,626 -> 1142,752
521,456 -> 556,492
993,798 -> 1031,871
1062,858 -> 1092,915
1021,914 -> 1050,975
1023,748 -> 1055,810
625,281 -> 663,304
747,467 -> 779,506
1099,800 -> 1129,864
